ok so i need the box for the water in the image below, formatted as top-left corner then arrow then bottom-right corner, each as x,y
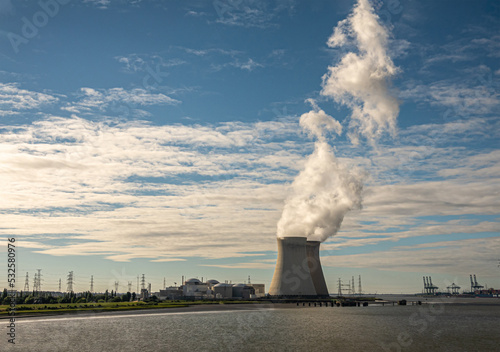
3,303 -> 500,351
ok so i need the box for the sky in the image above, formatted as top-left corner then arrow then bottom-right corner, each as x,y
0,0 -> 499,294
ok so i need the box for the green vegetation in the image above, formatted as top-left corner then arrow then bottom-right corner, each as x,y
1,289 -> 137,306
0,292 -> 260,317
0,301 -> 191,316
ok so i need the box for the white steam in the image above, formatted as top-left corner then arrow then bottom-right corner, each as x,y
322,0 -> 399,146
276,108 -> 363,242
277,0 -> 399,242
300,99 -> 342,140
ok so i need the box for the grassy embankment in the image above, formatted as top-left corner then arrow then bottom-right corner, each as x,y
0,300 -> 256,317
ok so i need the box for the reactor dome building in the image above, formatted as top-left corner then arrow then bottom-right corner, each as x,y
269,237 -> 329,298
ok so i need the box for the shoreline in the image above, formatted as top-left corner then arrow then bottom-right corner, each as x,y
2,302 -> 284,320
4,296 -> 500,320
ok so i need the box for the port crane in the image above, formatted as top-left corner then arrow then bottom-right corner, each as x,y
423,276 -> 438,295
470,274 -> 484,293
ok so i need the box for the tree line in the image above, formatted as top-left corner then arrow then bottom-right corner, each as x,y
0,288 -> 153,305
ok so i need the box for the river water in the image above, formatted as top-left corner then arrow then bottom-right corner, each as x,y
3,302 -> 500,351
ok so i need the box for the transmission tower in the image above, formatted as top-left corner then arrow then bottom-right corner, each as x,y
147,283 -> 151,293
141,274 -> 146,290
24,272 -> 29,292
36,269 -> 42,292
58,278 -> 62,292
351,276 -> 355,295
163,277 -> 166,288
337,278 -> 342,296
33,273 -> 38,293
90,275 -> 94,293
114,281 -> 119,293
128,281 -> 132,292
358,275 -> 362,295
67,271 -> 74,293
248,275 -> 251,285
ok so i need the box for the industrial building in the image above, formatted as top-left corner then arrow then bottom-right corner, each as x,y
182,278 -> 210,298
248,283 -> 265,297
158,278 -> 264,300
158,286 -> 183,300
213,283 -> 233,299
269,237 -> 329,298
232,284 -> 255,300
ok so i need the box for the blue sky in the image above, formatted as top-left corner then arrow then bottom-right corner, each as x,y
0,0 -> 499,294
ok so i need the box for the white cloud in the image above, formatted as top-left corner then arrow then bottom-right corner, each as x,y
0,83 -> 58,113
322,237 -> 500,277
116,55 -> 146,73
234,58 -> 263,71
0,116 -> 302,260
114,54 -> 185,73
213,0 -> 277,28
401,82 -> 500,117
0,111 -> 498,268
83,0 -> 111,9
211,57 -> 264,72
185,10 -> 207,17
202,262 -> 275,269
64,87 -> 180,114
177,46 -> 267,72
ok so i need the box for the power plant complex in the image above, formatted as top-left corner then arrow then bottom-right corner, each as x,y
269,237 -> 329,298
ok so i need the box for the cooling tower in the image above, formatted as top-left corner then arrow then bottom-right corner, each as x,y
269,237 -> 317,297
306,241 -> 329,297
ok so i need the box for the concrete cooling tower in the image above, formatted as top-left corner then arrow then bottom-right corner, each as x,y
306,241 -> 329,297
269,237 -> 320,297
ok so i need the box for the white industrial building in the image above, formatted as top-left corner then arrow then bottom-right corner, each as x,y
157,278 -> 265,300
182,278 -> 211,298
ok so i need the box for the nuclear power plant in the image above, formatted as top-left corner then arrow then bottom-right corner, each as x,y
269,237 -> 329,298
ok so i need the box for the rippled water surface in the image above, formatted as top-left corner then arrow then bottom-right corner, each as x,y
4,303 -> 500,351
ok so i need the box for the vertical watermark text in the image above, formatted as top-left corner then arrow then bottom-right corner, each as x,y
6,237 -> 16,345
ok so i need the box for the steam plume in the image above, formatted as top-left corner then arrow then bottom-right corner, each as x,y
276,106 -> 363,242
322,0 -> 399,146
277,0 -> 399,242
